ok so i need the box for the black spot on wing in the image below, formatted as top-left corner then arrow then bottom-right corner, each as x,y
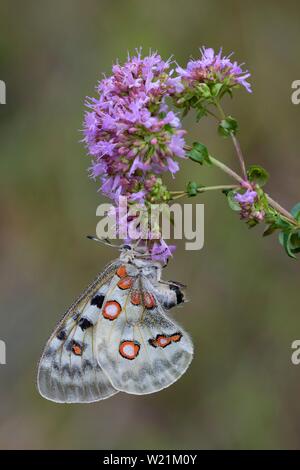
78,318 -> 93,330
91,294 -> 105,308
56,329 -> 67,341
170,284 -> 184,305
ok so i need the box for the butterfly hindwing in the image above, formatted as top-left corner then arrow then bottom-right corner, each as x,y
37,260 -> 120,403
95,264 -> 193,395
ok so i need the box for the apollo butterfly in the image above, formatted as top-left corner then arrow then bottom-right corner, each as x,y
37,245 -> 193,402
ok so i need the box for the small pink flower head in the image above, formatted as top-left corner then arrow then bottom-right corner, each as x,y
177,46 -> 252,93
233,186 -> 265,224
235,189 -> 257,205
252,210 -> 265,222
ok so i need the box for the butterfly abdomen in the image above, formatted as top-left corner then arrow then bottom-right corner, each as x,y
169,284 -> 185,306
151,281 -> 186,310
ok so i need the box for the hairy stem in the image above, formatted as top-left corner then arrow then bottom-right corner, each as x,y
215,101 -> 248,180
231,133 -> 248,181
264,196 -> 297,224
209,155 -> 244,183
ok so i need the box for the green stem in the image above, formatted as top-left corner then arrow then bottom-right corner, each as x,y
209,155 -> 244,183
231,133 -> 248,181
170,184 -> 238,200
210,156 -> 298,226
215,100 -> 226,120
205,107 -> 220,120
184,145 -> 298,226
264,195 -> 298,226
215,101 -> 248,180
198,184 -> 238,192
170,193 -> 188,200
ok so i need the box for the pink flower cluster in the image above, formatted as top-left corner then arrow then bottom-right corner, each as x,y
82,47 -> 252,261
83,51 -> 185,204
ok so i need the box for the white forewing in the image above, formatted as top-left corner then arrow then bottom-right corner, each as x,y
37,260 -> 120,403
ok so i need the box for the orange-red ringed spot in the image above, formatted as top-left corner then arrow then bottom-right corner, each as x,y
116,265 -> 127,278
117,276 -> 133,290
149,332 -> 182,348
170,333 -> 182,343
143,292 -> 156,309
156,335 -> 172,348
119,340 -> 140,360
103,300 -> 122,320
131,290 -> 141,305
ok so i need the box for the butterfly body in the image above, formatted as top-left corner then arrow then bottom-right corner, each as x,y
37,248 -> 193,403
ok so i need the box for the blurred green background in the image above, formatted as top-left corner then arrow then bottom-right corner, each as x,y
1,0 -> 300,450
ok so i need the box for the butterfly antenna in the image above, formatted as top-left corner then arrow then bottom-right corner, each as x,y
86,235 -> 120,248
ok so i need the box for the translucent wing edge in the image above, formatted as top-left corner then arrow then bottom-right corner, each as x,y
37,259 -> 121,403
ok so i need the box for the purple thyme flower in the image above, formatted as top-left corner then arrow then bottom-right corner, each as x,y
234,189 -> 257,205
82,49 -> 184,264
234,186 -> 265,223
151,239 -> 176,264
177,47 -> 252,93
83,50 -> 186,204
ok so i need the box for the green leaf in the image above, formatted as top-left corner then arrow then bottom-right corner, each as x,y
291,202 -> 300,221
186,181 -> 199,197
247,165 -> 269,187
263,224 -> 277,237
278,230 -> 300,259
265,213 -> 291,230
187,142 -> 211,165
263,213 -> 292,237
290,231 -> 300,250
280,231 -> 297,258
247,219 -> 259,229
197,83 -> 211,99
211,83 -> 224,97
196,106 -> 207,121
226,190 -> 241,211
227,87 -> 233,98
218,116 -> 238,137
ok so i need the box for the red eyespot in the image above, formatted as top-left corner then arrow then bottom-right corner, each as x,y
116,265 -> 127,278
156,335 -> 172,348
131,290 -> 141,305
143,292 -> 156,309
170,333 -> 182,343
119,340 -> 140,360
72,343 -> 82,356
149,332 -> 182,348
117,276 -> 133,290
103,300 -> 122,320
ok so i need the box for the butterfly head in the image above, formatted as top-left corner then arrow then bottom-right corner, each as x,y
119,244 -> 163,277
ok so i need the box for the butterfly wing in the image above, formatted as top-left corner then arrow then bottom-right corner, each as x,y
37,260 -> 120,403
95,270 -> 193,395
